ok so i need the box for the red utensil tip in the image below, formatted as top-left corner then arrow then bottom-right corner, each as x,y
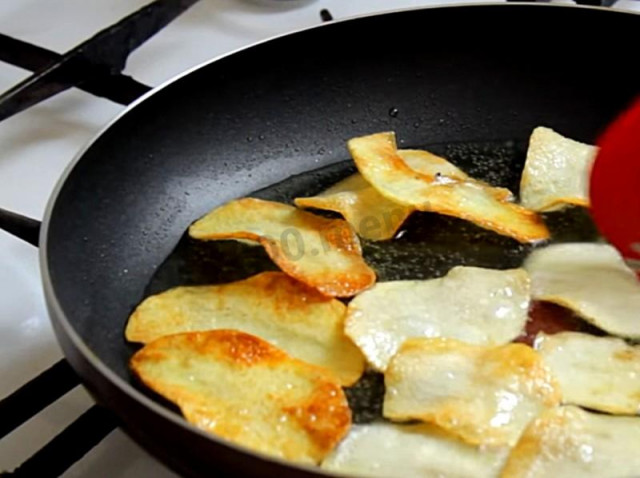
590,98 -> 640,265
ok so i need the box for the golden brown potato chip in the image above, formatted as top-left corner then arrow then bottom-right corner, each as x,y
398,149 -> 469,180
131,330 -> 351,464
294,174 -> 412,241
398,149 -> 513,202
293,149 -> 510,242
348,132 -> 549,243
189,198 -> 376,297
501,406 -> 640,478
383,338 -> 561,447
293,150 -> 472,241
125,272 -> 365,385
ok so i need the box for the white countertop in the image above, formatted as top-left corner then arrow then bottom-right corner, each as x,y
0,0 -> 638,476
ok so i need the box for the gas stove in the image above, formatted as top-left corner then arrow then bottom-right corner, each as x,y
0,0 -> 638,476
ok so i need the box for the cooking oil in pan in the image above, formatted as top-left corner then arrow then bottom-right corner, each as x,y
143,139 -> 600,423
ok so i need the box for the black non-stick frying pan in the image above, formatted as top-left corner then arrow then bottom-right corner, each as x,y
31,3 -> 640,477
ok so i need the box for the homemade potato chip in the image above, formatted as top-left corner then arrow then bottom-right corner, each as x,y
397,148 -> 470,180
383,338 -> 561,447
501,406 -> 640,478
293,148 -> 510,241
398,149 -> 514,202
189,198 -> 376,297
321,422 -> 509,478
348,132 -> 549,243
131,330 -> 351,464
535,332 -> 640,415
125,272 -> 365,385
294,174 -> 412,241
345,266 -> 530,371
524,243 -> 640,339
520,127 -> 598,212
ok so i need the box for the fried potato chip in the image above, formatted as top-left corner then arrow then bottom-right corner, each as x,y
520,127 -> 598,212
321,422 -> 509,478
294,174 -> 412,241
131,330 -> 351,464
125,272 -> 365,385
524,243 -> 640,339
345,266 -> 530,371
398,149 -> 514,202
398,149 -> 469,180
535,332 -> 640,415
383,338 -> 561,447
189,198 -> 376,297
348,132 -> 549,243
501,406 -> 640,478
293,149 -> 483,242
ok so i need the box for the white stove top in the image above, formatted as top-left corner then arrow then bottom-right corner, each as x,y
0,0 -> 638,476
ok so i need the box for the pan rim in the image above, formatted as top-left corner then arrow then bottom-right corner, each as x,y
38,2 -> 636,475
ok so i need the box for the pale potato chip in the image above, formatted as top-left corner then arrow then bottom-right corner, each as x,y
125,272 -> 365,385
524,243 -> 640,339
384,338 -> 560,447
501,406 -> 640,478
535,332 -> 640,415
322,422 -> 509,478
345,266 -> 530,371
189,198 -> 376,297
348,132 -> 549,243
294,174 -> 412,241
130,330 -> 351,464
520,127 -> 598,212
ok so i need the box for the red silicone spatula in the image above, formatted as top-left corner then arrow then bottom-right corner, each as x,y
590,98 -> 640,270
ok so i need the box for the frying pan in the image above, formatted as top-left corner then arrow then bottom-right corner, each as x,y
37,4 -> 639,478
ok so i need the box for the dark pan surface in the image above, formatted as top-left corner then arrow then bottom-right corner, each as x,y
43,3 -> 639,475
145,140 -> 599,293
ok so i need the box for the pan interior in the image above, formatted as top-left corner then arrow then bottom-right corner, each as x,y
43,2 -> 639,437
141,137 -> 599,422
146,138 -> 598,296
